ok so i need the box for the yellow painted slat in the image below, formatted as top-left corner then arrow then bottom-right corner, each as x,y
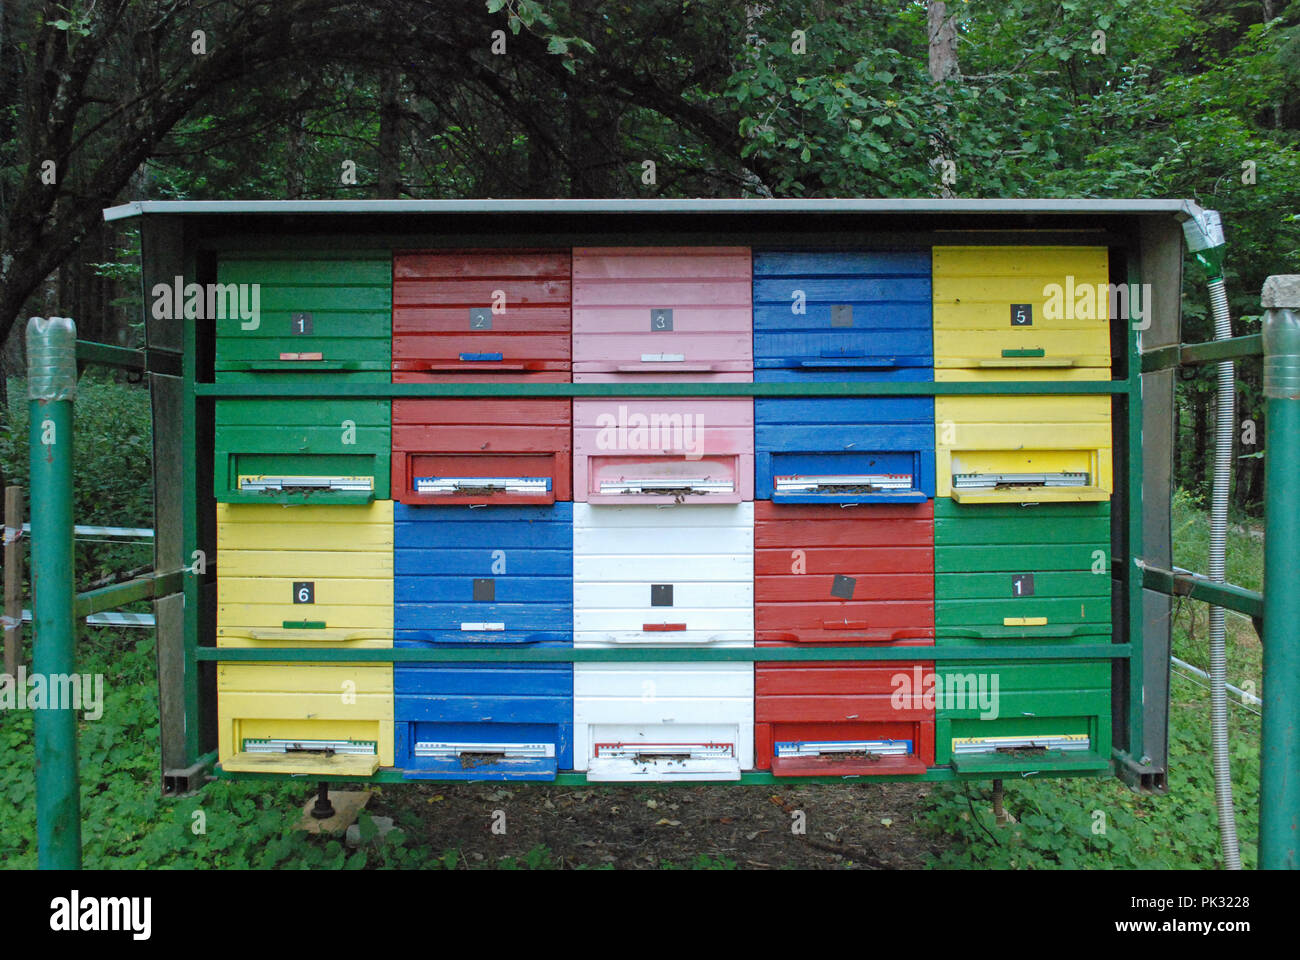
932,246 -> 1109,277
1003,617 -> 1050,627
934,330 -> 1110,370
935,367 -> 1109,383
221,752 -> 382,776
217,662 -> 393,694
219,577 -> 393,605
218,554 -> 393,578
218,690 -> 395,719
936,395 -> 1111,424
217,627 -> 392,649
951,487 -> 1110,504
933,278 -> 1114,312
216,500 -> 394,527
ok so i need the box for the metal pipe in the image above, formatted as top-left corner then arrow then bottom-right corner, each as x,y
1182,211 -> 1241,870
1170,656 -> 1261,707
26,317 -> 82,870
1260,275 -> 1300,870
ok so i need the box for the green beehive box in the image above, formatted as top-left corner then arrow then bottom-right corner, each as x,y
214,398 -> 391,504
213,253 -> 392,382
934,659 -> 1112,773
934,499 -> 1111,644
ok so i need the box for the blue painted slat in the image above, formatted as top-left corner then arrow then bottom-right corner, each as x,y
395,550 -> 571,576
396,662 -> 574,695
755,397 -> 934,424
395,578 -> 573,603
395,603 -> 571,628
754,332 -> 930,360
753,251 -> 932,276
396,694 -> 574,725
753,303 -> 932,330
754,367 -> 934,383
395,522 -> 572,549
752,277 -> 931,303
395,502 -> 574,524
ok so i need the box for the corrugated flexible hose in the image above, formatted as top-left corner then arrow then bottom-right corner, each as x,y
1206,276 -> 1242,870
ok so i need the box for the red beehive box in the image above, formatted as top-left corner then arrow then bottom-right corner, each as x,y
754,501 -> 933,645
754,663 -> 936,775
754,500 -> 935,774
392,249 -> 571,382
391,399 -> 571,506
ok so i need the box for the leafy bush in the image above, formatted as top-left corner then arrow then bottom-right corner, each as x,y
0,376 -> 153,587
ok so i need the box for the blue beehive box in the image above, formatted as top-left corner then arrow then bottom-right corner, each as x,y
394,502 -> 574,779
752,250 -> 932,382
755,397 -> 936,503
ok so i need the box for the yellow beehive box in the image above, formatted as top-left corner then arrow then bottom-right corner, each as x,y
217,501 -> 393,648
216,501 -> 394,774
218,662 -> 395,773
935,396 -> 1112,502
933,246 -> 1111,378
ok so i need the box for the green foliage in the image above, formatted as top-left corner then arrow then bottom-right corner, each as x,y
0,379 -> 153,587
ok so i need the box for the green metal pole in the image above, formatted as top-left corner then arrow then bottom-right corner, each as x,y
26,316 -> 82,870
1260,276 -> 1300,870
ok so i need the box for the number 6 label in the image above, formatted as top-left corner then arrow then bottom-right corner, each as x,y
293,581 -> 315,604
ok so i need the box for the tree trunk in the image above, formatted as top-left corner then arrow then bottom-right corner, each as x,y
927,2 -> 960,83
927,2 -> 960,199
377,68 -> 401,199
1193,391 -> 1210,497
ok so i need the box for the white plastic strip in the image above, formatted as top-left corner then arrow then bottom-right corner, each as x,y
414,742 -> 554,758
952,735 -> 1091,755
952,472 -> 1088,489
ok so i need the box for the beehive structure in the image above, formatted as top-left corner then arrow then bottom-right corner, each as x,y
213,241 -> 1120,781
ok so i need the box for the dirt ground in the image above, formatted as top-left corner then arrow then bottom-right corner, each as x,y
366,780 -> 943,869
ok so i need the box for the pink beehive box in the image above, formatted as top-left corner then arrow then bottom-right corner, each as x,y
573,397 -> 755,504
572,247 -> 753,382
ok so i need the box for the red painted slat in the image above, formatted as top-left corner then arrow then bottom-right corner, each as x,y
394,250 -> 570,279
754,547 -> 934,576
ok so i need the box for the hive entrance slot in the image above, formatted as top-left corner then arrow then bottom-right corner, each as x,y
952,735 -> 1091,756
776,740 -> 912,760
414,741 -> 554,763
597,743 -> 734,764
775,473 -> 914,495
238,475 -> 374,493
414,476 -> 551,496
598,478 -> 733,496
952,472 -> 1089,490
242,738 -> 377,757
